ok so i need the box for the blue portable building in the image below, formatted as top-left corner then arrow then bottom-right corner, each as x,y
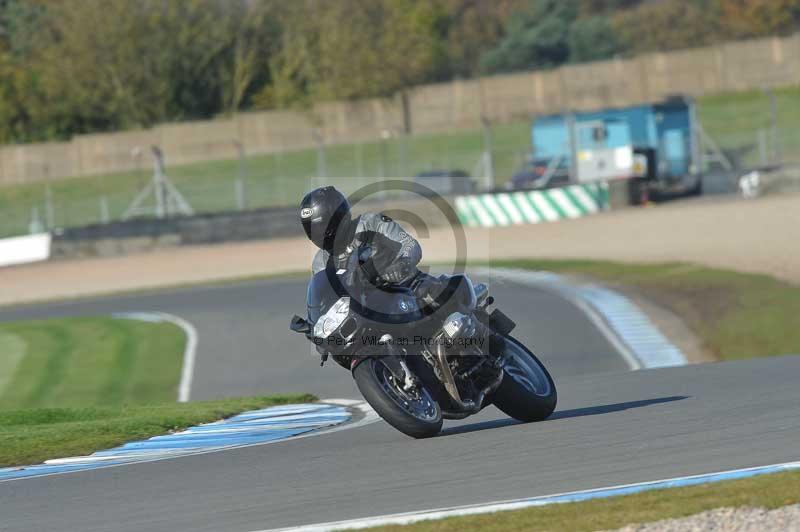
527,96 -> 700,191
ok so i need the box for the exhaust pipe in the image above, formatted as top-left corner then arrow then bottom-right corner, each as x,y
435,342 -> 504,414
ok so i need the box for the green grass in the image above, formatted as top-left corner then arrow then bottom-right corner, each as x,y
0,314 -> 316,467
0,85 -> 798,237
0,394 -> 315,467
494,260 -> 800,361
698,87 -> 800,140
366,469 -> 800,532
0,316 -> 186,409
697,85 -> 800,169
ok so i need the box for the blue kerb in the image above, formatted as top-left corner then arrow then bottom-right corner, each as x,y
0,403 -> 350,482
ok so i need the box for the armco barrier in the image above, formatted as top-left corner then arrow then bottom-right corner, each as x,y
48,194 -> 456,260
454,182 -> 609,228
50,205 -> 302,259
45,184 -> 617,261
0,233 -> 51,267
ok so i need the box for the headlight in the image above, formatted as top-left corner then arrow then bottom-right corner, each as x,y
314,297 -> 350,339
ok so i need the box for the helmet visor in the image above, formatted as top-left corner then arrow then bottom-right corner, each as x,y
303,208 -> 350,251
302,218 -> 327,249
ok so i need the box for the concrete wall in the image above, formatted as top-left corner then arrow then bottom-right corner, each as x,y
3,34 -> 799,185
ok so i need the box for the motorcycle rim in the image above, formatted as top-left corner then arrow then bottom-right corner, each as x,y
373,359 -> 440,423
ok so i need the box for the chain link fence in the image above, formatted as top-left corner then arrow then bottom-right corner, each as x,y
2,87 -> 799,239
697,88 -> 800,169
0,121 -> 532,238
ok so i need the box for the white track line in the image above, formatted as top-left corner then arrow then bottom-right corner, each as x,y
113,311 -> 198,402
476,268 -> 688,370
259,460 -> 800,532
473,269 -> 642,369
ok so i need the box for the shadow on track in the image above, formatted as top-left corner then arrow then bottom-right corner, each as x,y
440,395 -> 689,436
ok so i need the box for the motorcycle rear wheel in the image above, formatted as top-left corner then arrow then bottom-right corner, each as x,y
492,335 -> 557,422
353,357 -> 443,439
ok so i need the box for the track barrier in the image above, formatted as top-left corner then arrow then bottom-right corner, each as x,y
454,182 -> 609,228
0,233 -> 51,267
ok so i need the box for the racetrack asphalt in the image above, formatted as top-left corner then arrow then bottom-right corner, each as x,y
2,274 -> 797,532
0,273 -> 627,400
2,355 -> 799,532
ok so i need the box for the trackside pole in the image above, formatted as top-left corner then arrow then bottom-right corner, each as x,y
122,146 -> 194,220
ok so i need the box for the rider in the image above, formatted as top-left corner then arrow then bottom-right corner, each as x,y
300,186 -> 423,288
299,186 -> 500,366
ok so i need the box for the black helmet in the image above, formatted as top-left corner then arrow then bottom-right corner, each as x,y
299,186 -> 352,251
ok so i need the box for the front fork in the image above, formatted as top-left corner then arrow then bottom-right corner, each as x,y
350,339 -> 418,392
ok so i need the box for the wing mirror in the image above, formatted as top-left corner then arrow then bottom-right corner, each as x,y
289,315 -> 312,334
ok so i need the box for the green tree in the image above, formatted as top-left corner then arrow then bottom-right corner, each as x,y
0,45 -> 36,143
0,0 -> 46,56
612,0 -> 723,53
578,0 -> 643,16
438,0 -> 528,78
480,0 -> 580,74
717,0 -> 800,38
0,0 -> 50,142
569,16 -> 620,62
0,0 -> 282,141
211,0 -> 283,112
3,0 -> 797,144
259,0 -> 449,107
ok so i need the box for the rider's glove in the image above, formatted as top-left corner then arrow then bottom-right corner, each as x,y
380,261 -> 412,284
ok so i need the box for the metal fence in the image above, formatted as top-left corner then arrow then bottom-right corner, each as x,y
697,88 -> 800,169
0,122 -> 533,238
2,90 -> 799,239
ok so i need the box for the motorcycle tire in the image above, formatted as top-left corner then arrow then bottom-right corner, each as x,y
353,357 -> 443,439
492,335 -> 557,423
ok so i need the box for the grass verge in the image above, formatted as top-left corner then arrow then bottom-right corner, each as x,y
494,259 -> 800,361
0,393 -> 316,467
0,316 -> 186,409
367,469 -> 800,532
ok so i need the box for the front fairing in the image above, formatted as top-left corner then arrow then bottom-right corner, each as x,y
306,269 -> 343,325
306,267 -> 425,334
358,288 -> 422,326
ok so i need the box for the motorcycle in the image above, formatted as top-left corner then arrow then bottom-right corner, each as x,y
289,249 -> 557,438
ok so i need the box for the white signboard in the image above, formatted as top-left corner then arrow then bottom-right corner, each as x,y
576,146 -> 634,183
0,233 -> 52,268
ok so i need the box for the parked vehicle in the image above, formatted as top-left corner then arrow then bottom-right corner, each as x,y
414,169 -> 473,196
512,96 -> 705,200
508,155 -> 570,190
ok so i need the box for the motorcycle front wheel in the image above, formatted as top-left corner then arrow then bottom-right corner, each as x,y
491,335 -> 557,422
353,357 -> 443,439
